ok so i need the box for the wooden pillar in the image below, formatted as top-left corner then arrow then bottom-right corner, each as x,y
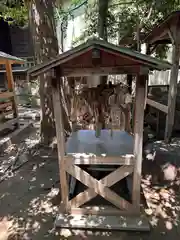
132,74 -> 146,212
156,110 -> 160,138
165,26 -> 180,142
52,71 -> 69,212
5,61 -> 19,123
127,75 -> 133,93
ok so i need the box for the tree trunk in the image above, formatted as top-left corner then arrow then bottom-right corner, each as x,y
97,0 -> 108,87
31,0 -> 71,145
97,0 -> 108,40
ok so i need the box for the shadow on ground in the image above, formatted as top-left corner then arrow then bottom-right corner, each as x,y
0,137 -> 180,239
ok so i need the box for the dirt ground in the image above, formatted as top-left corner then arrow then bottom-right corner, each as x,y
0,124 -> 180,239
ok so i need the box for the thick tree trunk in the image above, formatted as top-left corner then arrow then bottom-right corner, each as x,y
97,0 -> 108,40
97,0 -> 108,87
31,0 -> 57,144
31,0 -> 71,145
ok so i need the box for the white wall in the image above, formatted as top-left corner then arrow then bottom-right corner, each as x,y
148,46 -> 180,86
56,1 -> 102,87
56,0 -> 86,52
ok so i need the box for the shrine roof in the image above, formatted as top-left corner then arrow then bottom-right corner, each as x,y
144,11 -> 180,45
28,38 -> 171,78
0,51 -> 25,64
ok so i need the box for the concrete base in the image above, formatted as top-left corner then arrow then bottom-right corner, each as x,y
55,213 -> 150,231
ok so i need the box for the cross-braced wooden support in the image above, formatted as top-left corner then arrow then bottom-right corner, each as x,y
65,156 -> 134,214
52,72 -> 146,216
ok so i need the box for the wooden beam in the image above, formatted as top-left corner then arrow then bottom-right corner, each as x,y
144,80 -> 148,110
146,98 -> 168,114
62,66 -> 142,77
148,29 -> 169,44
69,165 -> 133,208
64,154 -> 135,165
6,62 -> 13,90
156,111 -> 160,137
69,188 -> 97,208
0,60 -> 7,64
52,73 -> 69,212
100,165 -> 133,186
0,92 -> 14,99
132,74 -> 146,212
66,163 -> 133,211
55,212 -> 150,231
30,45 -> 94,77
168,29 -> 175,44
98,46 -> 155,69
145,13 -> 180,45
69,207 -> 132,216
5,61 -> 19,122
165,25 -> 180,142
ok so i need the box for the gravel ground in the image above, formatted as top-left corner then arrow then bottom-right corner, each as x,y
0,126 -> 180,239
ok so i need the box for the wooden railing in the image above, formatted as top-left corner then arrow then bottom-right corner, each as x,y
20,56 -> 36,68
0,91 -> 14,99
146,98 -> 168,114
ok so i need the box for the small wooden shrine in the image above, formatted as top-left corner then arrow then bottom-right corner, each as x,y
145,11 -> 180,142
0,51 -> 24,134
29,38 -> 171,231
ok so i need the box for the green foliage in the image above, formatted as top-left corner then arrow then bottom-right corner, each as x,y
54,0 -> 88,46
72,0 -> 98,45
71,0 -> 85,5
114,0 -> 180,58
155,44 -> 170,60
0,0 -> 28,25
109,0 -> 180,39
55,0 -> 87,19
69,0 -> 180,59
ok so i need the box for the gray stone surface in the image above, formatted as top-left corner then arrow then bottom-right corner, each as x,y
66,130 -> 133,157
55,213 -> 150,231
